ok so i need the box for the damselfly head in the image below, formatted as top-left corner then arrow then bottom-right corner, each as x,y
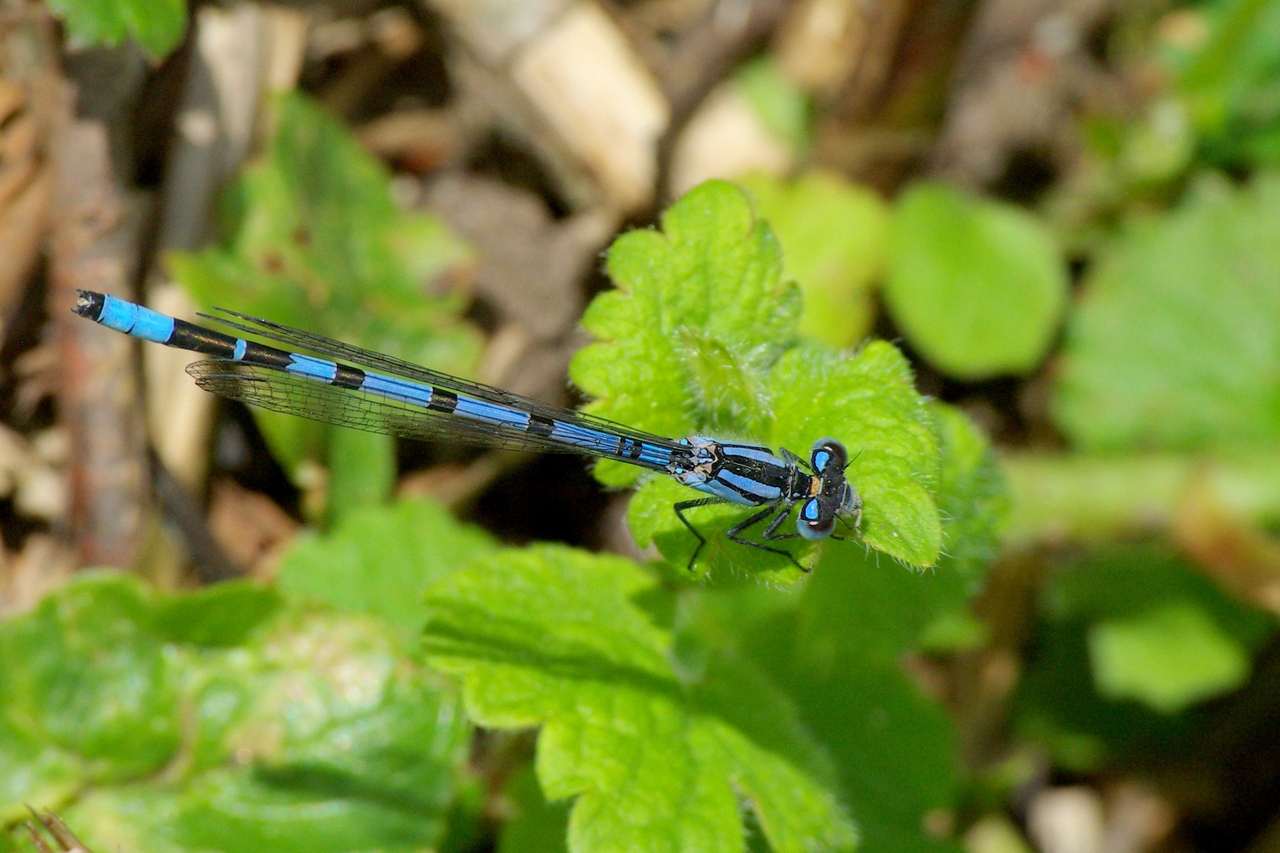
797,438 -> 861,542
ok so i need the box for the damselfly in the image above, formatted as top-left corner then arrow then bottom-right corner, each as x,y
73,290 -> 862,570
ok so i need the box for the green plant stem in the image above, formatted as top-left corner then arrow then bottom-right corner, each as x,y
1000,451 -> 1280,547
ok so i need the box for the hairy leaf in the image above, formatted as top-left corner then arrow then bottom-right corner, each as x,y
573,180 -> 801,471
575,181 -> 940,577
278,499 -> 497,631
422,546 -> 858,853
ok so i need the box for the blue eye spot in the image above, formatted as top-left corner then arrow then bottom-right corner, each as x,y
803,499 -> 820,520
813,450 -> 830,470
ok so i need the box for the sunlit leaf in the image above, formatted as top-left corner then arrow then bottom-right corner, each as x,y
887,182 -> 1067,378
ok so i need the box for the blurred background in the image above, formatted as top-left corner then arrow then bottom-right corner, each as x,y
2,0 -> 1280,851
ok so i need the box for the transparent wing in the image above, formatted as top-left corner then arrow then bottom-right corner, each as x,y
201,308 -> 685,455
187,360 -> 673,459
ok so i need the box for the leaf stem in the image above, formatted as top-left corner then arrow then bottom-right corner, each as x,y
1000,450 -> 1280,547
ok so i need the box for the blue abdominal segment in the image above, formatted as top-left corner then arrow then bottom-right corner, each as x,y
360,372 -> 434,407
286,354 -> 339,382
97,294 -> 176,343
453,394 -> 532,429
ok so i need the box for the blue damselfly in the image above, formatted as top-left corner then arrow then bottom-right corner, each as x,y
74,290 -> 862,570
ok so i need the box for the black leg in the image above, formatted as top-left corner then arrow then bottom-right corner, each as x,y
726,503 -> 809,572
780,447 -> 810,471
760,505 -> 800,542
674,498 -> 812,573
674,497 -> 724,571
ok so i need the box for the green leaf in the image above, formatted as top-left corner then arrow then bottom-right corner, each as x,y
0,720 -> 79,825
151,580 -> 281,647
794,401 -> 999,657
792,544 -> 957,669
439,774 -> 487,853
62,611 -> 466,850
0,573 -> 180,820
1,575 -> 470,849
1043,547 -> 1274,644
497,766 -> 570,853
277,499 -> 497,631
1116,100 -> 1196,188
180,608 -> 468,809
170,93 -> 481,504
743,560 -> 966,853
930,402 -> 1007,584
741,171 -> 890,347
782,656 -> 959,853
963,817 -> 1033,853
886,182 -> 1068,378
729,405 -> 1001,851
422,545 -> 858,853
1089,601 -> 1251,714
1016,621 -> 1183,773
1169,0 -> 1280,169
574,180 -> 940,576
1014,546 -> 1275,769
62,761 -> 457,853
736,58 -> 811,153
573,180 -> 801,482
47,0 -> 185,59
1055,172 -> 1280,451
325,426 -> 398,523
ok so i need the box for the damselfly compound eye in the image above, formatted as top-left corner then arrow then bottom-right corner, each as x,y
810,438 -> 848,472
797,498 -> 835,541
